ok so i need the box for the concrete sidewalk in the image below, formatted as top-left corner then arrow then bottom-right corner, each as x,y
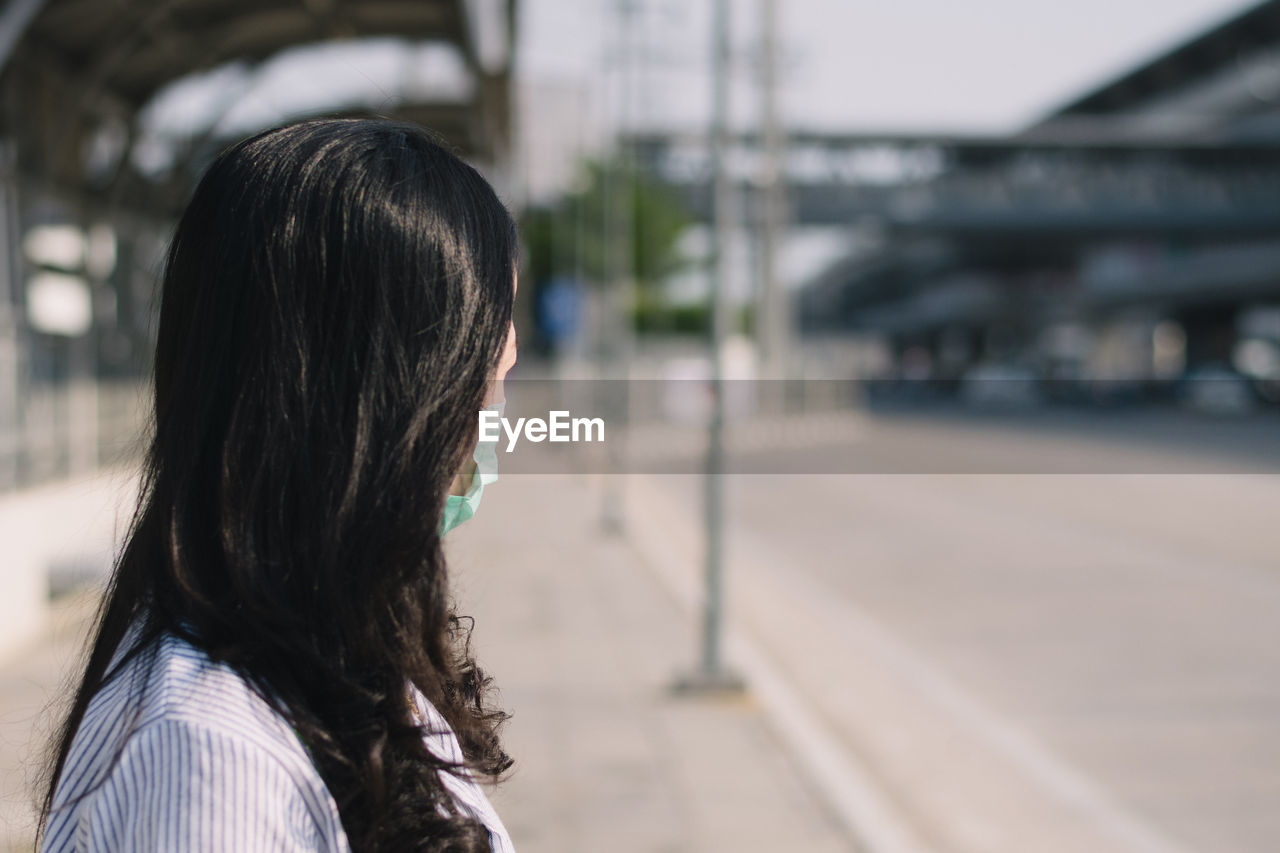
0,470 -> 855,852
0,589 -> 100,852
0,467 -> 138,852
449,473 -> 854,852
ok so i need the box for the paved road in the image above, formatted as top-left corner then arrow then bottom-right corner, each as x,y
640,412 -> 1280,853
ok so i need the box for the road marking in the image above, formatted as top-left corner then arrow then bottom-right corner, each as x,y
627,473 -> 1199,853
746,539 -> 1196,853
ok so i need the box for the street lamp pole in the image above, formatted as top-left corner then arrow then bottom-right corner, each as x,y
601,0 -> 639,535
758,0 -> 789,384
675,0 -> 744,695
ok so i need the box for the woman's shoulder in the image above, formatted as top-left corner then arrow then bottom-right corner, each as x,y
101,628 -> 301,751
72,626 -> 321,784
45,629 -> 351,852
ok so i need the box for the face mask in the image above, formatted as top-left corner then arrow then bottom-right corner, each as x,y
439,400 -> 503,537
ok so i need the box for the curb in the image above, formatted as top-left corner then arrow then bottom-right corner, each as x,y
622,474 -> 933,853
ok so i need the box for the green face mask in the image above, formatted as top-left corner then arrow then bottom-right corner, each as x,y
439,400 -> 503,537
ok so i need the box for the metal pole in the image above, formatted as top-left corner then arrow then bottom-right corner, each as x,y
0,0 -> 46,77
675,0 -> 743,695
601,0 -> 639,535
67,326 -> 98,475
758,0 -> 789,384
0,142 -> 20,490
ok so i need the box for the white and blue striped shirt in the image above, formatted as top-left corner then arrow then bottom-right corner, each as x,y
41,625 -> 516,852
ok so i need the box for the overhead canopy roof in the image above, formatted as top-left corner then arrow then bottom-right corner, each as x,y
0,0 -> 517,209
16,0 -> 502,106
1040,0 -> 1280,120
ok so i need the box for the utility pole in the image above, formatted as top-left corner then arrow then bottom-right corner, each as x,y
600,0 -> 639,534
758,0 -> 789,386
675,0 -> 743,695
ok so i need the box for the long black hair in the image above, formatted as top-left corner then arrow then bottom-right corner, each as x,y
38,118 -> 517,851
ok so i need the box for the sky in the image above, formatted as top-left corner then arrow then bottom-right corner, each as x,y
145,0 -> 1262,139
518,0 -> 1262,133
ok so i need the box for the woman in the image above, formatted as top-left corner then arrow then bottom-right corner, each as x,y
37,118 -> 519,852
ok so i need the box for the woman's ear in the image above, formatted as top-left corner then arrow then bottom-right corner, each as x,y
487,320 -> 516,406
487,271 -> 518,406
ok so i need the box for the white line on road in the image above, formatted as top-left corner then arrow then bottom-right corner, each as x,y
627,473 -> 1200,853
747,544 -> 1197,853
627,475 -> 932,853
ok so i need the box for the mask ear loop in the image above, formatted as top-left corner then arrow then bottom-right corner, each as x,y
439,400 -> 505,536
473,400 -> 504,489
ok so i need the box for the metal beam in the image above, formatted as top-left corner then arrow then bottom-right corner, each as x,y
0,0 -> 46,76
630,129 -> 1280,159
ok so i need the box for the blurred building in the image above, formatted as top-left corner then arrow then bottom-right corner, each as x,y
790,0 -> 1280,400
627,1 -> 1280,404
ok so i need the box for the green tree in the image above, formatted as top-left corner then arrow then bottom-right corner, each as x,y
520,156 -> 693,319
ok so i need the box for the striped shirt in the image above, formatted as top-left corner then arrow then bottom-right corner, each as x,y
41,624 -> 516,852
